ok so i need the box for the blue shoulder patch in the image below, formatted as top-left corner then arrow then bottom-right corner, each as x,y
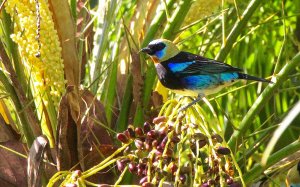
168,61 -> 195,72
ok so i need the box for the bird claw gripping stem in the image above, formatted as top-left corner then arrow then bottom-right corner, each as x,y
179,94 -> 205,112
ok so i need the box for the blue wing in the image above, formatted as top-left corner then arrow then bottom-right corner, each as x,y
182,73 -> 239,89
162,51 -> 242,90
164,51 -> 242,76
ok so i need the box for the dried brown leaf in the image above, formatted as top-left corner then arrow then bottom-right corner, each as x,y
0,141 -> 27,187
79,89 -> 112,158
131,51 -> 144,108
27,135 -> 49,187
56,87 -> 80,171
49,0 -> 80,86
78,89 -> 115,182
0,115 -> 19,142
49,0 -> 81,126
76,0 -> 94,83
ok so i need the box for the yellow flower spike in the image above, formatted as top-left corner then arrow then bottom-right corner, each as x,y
5,0 -> 66,146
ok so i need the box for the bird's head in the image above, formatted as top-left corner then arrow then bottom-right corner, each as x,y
140,39 -> 180,63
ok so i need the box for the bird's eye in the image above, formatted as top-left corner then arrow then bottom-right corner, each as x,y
154,42 -> 166,51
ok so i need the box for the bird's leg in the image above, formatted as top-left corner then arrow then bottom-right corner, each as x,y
179,93 -> 205,111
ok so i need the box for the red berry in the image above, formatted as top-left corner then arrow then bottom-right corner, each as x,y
216,146 -> 231,155
135,127 -> 144,137
117,133 -> 129,143
127,127 -> 135,138
147,130 -> 157,139
211,134 -> 223,143
134,139 -> 144,150
128,162 -> 137,173
143,122 -> 151,133
152,116 -> 167,124
139,176 -> 148,185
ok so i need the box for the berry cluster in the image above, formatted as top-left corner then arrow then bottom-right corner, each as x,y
116,115 -> 240,186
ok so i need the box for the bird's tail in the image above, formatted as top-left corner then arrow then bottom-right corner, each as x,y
238,73 -> 272,83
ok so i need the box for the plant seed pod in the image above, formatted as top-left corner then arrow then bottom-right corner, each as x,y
144,122 -> 151,133
160,136 -> 168,149
152,140 -> 158,147
155,149 -> 163,157
158,126 -> 168,137
117,133 -> 129,144
135,127 -> 144,137
201,182 -> 209,187
127,127 -> 136,138
145,139 -> 152,151
147,130 -> 158,139
137,163 -> 146,170
211,134 -> 223,143
116,160 -> 126,172
142,182 -> 155,187
153,116 -> 167,124
142,167 -> 148,175
216,146 -> 231,155
124,130 -> 131,139
193,133 -> 207,140
179,174 -> 186,183
169,162 -> 178,174
128,162 -> 137,173
73,170 -> 81,176
226,177 -> 234,185
134,139 -> 144,150
171,136 -> 180,143
139,176 -> 148,184
199,139 -> 207,148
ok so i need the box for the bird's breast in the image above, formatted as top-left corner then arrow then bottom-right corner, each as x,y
155,63 -> 185,90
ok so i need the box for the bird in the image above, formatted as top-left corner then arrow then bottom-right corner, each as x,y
140,39 -> 272,110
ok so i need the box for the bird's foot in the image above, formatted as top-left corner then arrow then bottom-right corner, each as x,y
178,94 -> 205,112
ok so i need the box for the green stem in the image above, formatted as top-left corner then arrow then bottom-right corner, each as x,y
216,0 -> 264,62
0,71 -> 35,145
116,75 -> 133,132
141,0 -> 176,47
82,143 -> 129,178
1,7 -> 38,127
243,140 -> 300,184
90,0 -> 118,94
161,0 -> 193,40
228,52 -> 300,151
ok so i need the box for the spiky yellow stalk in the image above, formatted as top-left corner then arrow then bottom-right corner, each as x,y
5,0 -> 66,143
5,0 -> 65,106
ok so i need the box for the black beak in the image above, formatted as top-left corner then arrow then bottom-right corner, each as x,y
139,47 -> 152,55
